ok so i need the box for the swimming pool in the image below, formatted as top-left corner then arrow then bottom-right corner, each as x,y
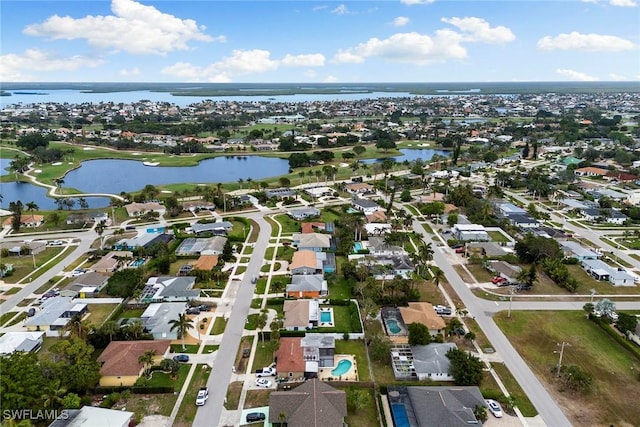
320,311 -> 332,323
331,359 -> 352,377
386,319 -> 401,334
391,403 -> 410,427
129,259 -> 145,267
353,241 -> 364,252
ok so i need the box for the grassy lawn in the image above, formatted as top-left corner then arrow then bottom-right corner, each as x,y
86,303 -> 119,327
273,214 -> 301,234
3,247 -> 67,282
0,311 -> 18,327
225,381 -> 243,410
243,245 -> 254,255
244,390 -> 272,409
330,277 -> 354,299
487,230 -> 510,243
120,393 -> 177,420
260,263 -> 271,273
343,387 -> 379,427
147,364 -> 190,391
335,339 -> 371,382
170,344 -> 200,354
465,264 -> 493,282
415,278 -> 447,306
251,298 -> 262,309
251,338 -> 276,371
452,265 -> 474,283
490,363 -> 538,417
234,336 -> 254,374
202,345 -> 219,353
4,287 -> 21,295
210,317 -> 228,335
495,311 -> 640,426
275,245 -> 295,263
245,313 -> 260,330
174,364 -> 212,427
464,317 -> 493,350
6,312 -> 27,326
264,247 -> 275,260
119,308 -> 145,318
236,266 -> 247,275
255,278 -> 267,294
16,298 -> 35,307
264,217 -> 280,237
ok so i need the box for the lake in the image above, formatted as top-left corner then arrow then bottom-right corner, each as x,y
360,148 -> 450,164
0,158 -> 10,176
0,181 -> 112,210
62,156 -> 290,194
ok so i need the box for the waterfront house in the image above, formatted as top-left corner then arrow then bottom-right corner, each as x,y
124,202 -> 166,217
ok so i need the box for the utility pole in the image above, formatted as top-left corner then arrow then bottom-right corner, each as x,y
555,341 -> 570,377
507,287 -> 516,318
590,288 -> 596,304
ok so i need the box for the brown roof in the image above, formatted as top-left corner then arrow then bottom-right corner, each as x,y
365,210 -> 387,223
194,255 -> 219,270
346,182 -> 373,191
283,300 -> 310,328
274,337 -> 305,373
98,340 -> 171,376
576,166 -> 609,176
301,222 -> 324,233
289,250 -> 317,271
2,214 -> 44,226
269,379 -> 347,427
400,302 -> 446,331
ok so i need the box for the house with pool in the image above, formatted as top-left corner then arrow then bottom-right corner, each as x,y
283,299 -> 319,331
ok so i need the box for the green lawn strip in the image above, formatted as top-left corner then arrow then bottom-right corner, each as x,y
6,312 -> 27,326
147,363 -> 190,391
210,317 -> 228,335
251,339 -> 276,371
86,303 -> 120,328
251,298 -> 263,309
260,264 -> 271,273
264,247 -> 275,260
4,247 -> 68,283
264,217 -> 280,237
335,339 -> 371,382
0,311 -> 19,327
487,230 -> 510,243
421,222 -> 434,234
245,314 -> 260,330
243,390 -> 272,409
16,298 -> 35,307
330,277 -> 354,299
4,287 -> 21,295
255,278 -> 267,294
202,345 -> 219,354
170,344 -> 200,354
490,363 -> 538,417
174,364 -> 212,425
402,203 -> 420,217
463,317 -> 493,350
465,264 -> 493,282
243,245 -> 254,255
225,382 -> 243,410
119,308 -> 146,318
235,266 -> 247,275
275,245 -> 295,263
495,311 -> 640,425
265,299 -> 284,318
273,214 -> 302,234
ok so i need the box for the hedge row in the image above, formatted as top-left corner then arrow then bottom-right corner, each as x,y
590,316 -> 640,361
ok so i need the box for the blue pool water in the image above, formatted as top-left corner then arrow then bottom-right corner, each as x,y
320,311 -> 332,323
391,403 -> 410,427
386,319 -> 401,334
331,359 -> 352,376
353,241 -> 364,252
129,259 -> 145,267
346,208 -> 359,214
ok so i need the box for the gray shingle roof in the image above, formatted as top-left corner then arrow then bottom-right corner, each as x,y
269,379 -> 347,427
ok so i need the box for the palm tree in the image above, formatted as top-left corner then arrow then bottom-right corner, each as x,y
78,197 -> 89,209
25,201 -> 39,225
257,310 -> 268,346
126,319 -> 145,340
95,220 -> 107,249
54,178 -> 65,195
169,313 -> 195,351
431,267 -> 445,287
100,320 -> 119,342
41,379 -> 66,409
138,350 -> 156,377
298,171 -> 305,185
238,178 -> 244,190
418,242 -> 434,266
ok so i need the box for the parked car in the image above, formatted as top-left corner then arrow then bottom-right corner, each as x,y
251,275 -> 258,284
491,276 -> 507,284
198,305 -> 211,312
451,243 -> 464,249
27,307 -> 36,317
195,387 -> 209,406
242,348 -> 250,358
435,305 -> 452,316
186,307 -> 200,315
255,366 -> 276,377
255,378 -> 272,388
455,246 -> 466,253
246,412 -> 266,422
173,354 -> 189,363
485,399 -> 503,418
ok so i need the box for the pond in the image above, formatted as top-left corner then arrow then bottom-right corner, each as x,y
1,158 -> 11,176
61,156 -> 291,194
360,148 -> 449,164
0,181 -> 112,210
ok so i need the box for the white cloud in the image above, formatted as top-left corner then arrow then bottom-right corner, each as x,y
332,4 -> 349,15
400,0 -> 435,5
23,0 -> 216,55
281,53 -> 325,67
556,68 -> 597,81
391,16 -> 410,27
610,0 -> 637,7
324,75 -> 339,82
608,73 -> 629,80
537,32 -> 636,51
0,49 -> 103,81
162,49 -> 324,82
333,31 -> 467,65
119,67 -> 140,76
312,5 -> 328,12
441,17 -> 515,43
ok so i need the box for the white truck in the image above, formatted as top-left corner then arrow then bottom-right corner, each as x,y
255,366 -> 276,377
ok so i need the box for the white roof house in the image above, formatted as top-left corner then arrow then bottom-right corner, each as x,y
0,331 -> 45,355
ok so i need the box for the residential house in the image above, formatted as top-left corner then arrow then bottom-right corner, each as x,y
91,251 -> 133,273
182,200 -> 216,213
266,188 -> 297,199
399,302 -> 446,337
290,250 -> 323,275
367,236 -> 404,255
410,343 -> 457,381
283,299 -> 319,331
358,254 -> 415,279
508,214 -> 540,229
345,182 -> 375,195
581,259 -> 636,286
0,331 -> 44,355
97,340 -> 171,386
65,211 -> 109,226
301,333 -> 335,373
139,276 -> 199,303
48,406 -> 134,427
574,166 -> 609,178
2,214 -> 44,228
288,208 -> 321,221
561,241 -> 601,261
364,223 -> 392,235
24,297 -> 88,336
268,379 -> 347,427
191,221 -> 232,235
193,255 -> 219,271
175,236 -> 227,256
452,224 -> 489,242
274,337 -> 306,379
60,272 -> 109,298
115,233 -> 173,251
496,202 -> 526,217
291,233 -> 331,252
140,302 -> 189,340
387,386 -> 487,427
124,202 -> 166,217
300,222 -> 334,234
487,260 -> 522,283
304,186 -> 334,198
580,208 -> 628,225
365,210 -> 388,223
466,242 -> 508,259
351,198 -> 384,214
286,275 -> 328,299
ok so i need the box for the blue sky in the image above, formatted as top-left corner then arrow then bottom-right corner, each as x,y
1,0 -> 639,83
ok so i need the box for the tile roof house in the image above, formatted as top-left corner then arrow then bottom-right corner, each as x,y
574,167 -> 609,177
193,255 -> 219,271
345,182 -> 375,195
91,251 -> 133,273
283,299 -> 319,330
274,337 -> 306,379
387,386 -> 487,427
286,275 -> 328,299
291,233 -> 331,252
124,202 -> 166,217
97,340 -> 171,386
2,214 -> 45,228
289,250 -> 323,275
268,379 -> 347,427
399,302 -> 446,336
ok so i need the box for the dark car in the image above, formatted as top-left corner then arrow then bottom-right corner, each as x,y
198,305 -> 211,312
246,412 -> 266,422
242,348 -> 250,358
186,307 -> 200,315
27,307 -> 36,317
173,354 -> 189,363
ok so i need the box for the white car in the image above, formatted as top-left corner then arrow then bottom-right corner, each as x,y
195,387 -> 209,406
485,399 -> 503,418
255,378 -> 272,388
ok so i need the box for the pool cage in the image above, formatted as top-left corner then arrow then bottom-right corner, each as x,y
390,344 -> 417,380
380,306 -> 408,336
